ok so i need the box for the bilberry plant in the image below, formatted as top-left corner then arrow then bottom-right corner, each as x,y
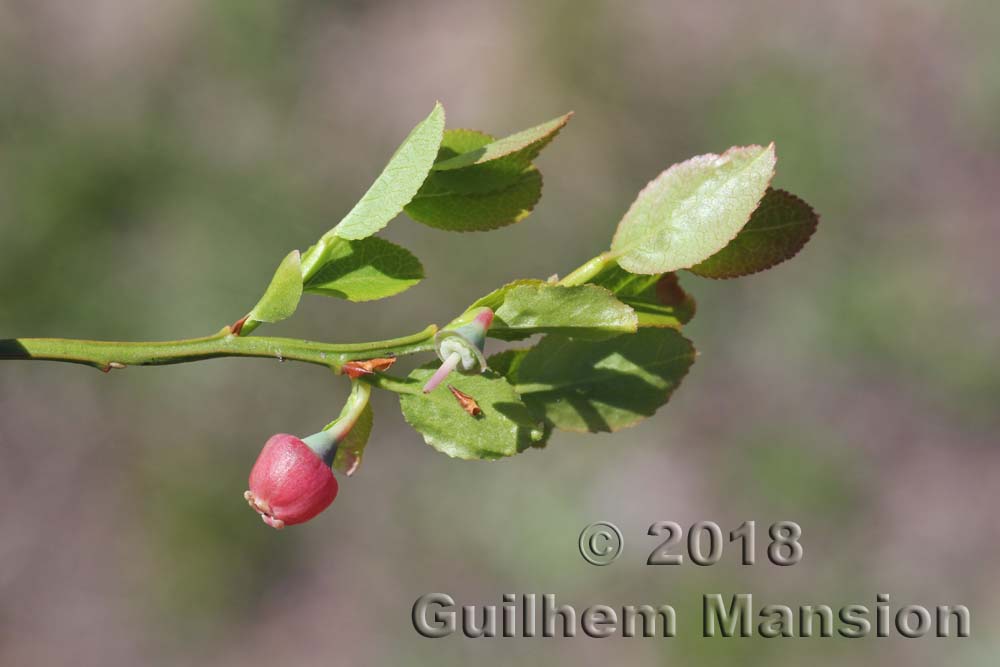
1,104 -> 819,528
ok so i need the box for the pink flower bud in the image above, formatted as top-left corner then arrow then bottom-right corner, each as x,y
244,433 -> 338,529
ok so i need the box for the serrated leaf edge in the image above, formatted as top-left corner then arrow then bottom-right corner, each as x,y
330,102 -> 446,240
405,168 -> 544,233
687,188 -> 819,279
610,143 -> 776,274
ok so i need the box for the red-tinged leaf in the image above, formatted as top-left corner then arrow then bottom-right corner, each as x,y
689,188 -> 819,279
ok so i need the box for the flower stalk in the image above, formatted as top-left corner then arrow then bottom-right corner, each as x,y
303,381 -> 373,466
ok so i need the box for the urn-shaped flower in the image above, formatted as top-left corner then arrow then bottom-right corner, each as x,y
245,433 -> 339,529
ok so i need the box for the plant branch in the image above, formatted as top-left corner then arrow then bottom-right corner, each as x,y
1,251 -> 625,379
0,325 -> 438,373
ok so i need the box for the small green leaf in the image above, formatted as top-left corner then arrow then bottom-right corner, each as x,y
400,367 -> 544,460
588,264 -> 695,328
508,329 -> 696,433
304,236 -> 423,302
332,402 -> 373,475
470,280 -> 636,340
329,103 -> 445,240
404,167 -> 542,231
247,250 -> 303,324
688,188 -> 819,279
611,144 -> 777,274
431,112 -> 572,172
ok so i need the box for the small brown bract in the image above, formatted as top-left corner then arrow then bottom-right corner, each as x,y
448,384 -> 483,417
343,355 -> 397,379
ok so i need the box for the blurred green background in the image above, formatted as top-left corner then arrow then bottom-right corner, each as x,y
1,1 -> 998,664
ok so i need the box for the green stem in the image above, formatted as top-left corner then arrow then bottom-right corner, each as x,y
1,251 -> 618,381
360,373 -> 423,395
0,325 -> 438,373
558,251 -> 614,286
304,380 -> 373,464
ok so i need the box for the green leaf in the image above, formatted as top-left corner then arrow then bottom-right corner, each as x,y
403,114 -> 571,231
485,348 -> 530,378
588,264 -> 696,328
688,188 -> 819,279
247,250 -> 303,324
587,261 -> 658,295
437,128 -> 494,159
506,329 -> 696,433
329,102 -> 445,240
303,236 -> 423,302
332,402 -> 373,476
399,367 -> 545,460
611,144 -> 777,274
431,112 -> 572,172
469,280 -> 636,341
626,274 -> 696,328
404,166 -> 542,231
412,129 -> 523,196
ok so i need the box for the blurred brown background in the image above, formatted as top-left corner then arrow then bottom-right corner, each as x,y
1,1 -> 998,665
